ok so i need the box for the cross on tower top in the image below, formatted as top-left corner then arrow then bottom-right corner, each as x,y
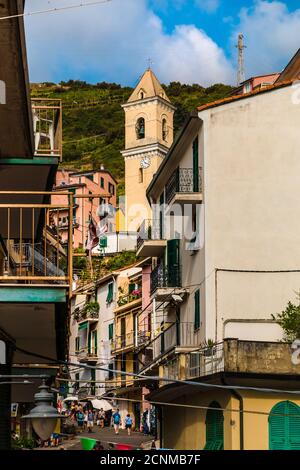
147,57 -> 154,70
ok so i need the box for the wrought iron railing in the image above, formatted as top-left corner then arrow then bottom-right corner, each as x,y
117,290 -> 142,307
151,264 -> 181,293
111,331 -> 134,352
74,303 -> 99,322
166,167 -> 202,204
137,219 -> 163,250
138,322 -> 202,372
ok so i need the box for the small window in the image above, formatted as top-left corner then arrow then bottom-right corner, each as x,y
86,174 -> 94,182
139,168 -> 143,183
106,282 -> 114,303
100,177 -> 105,189
162,118 -> 168,141
136,117 -> 145,140
108,183 -> 115,195
140,91 -> 144,99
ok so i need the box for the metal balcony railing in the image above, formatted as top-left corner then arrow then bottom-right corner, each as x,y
137,322 -> 202,372
74,304 -> 99,322
111,331 -> 134,352
166,167 -> 202,204
117,290 -> 142,308
31,99 -> 62,160
151,264 -> 181,293
186,342 -> 224,379
0,191 -> 73,285
137,219 -> 163,251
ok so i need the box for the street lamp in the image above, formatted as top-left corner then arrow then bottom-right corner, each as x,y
23,379 -> 62,441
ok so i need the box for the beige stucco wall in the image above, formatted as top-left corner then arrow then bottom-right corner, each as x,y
199,85 -> 300,343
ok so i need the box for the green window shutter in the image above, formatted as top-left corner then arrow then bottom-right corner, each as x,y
79,321 -> 88,330
92,330 -> 97,355
129,283 -> 135,294
75,337 -> 79,352
288,402 -> 300,449
167,239 -> 180,287
269,401 -> 300,450
204,402 -> 224,451
100,177 -> 104,189
194,289 -> 200,330
108,323 -> 114,340
193,137 -> 199,192
100,236 -> 108,248
106,282 -> 114,303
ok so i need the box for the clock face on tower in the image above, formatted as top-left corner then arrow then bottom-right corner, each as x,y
140,156 -> 151,169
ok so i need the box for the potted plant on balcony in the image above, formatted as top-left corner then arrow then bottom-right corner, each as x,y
203,339 -> 216,357
83,301 -> 100,318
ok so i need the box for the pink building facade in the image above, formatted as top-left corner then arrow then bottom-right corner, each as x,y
52,168 -> 117,248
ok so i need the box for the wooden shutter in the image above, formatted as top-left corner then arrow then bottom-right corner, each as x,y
193,137 -> 199,192
194,289 -> 200,330
108,323 -> 114,340
204,401 -> 224,450
269,401 -> 300,450
106,282 -> 113,303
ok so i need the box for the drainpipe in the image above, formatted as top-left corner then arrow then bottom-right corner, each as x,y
221,375 -> 244,450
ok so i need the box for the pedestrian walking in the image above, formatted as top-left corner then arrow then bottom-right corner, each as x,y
112,409 -> 121,435
87,410 -> 94,433
99,408 -> 105,429
125,414 -> 133,436
76,409 -> 84,432
83,410 -> 88,431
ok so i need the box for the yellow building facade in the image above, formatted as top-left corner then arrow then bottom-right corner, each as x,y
121,69 -> 175,231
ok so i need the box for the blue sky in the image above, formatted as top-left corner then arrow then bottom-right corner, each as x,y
24,1 -> 300,86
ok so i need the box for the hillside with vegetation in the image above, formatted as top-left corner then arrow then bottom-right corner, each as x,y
31,80 -> 234,194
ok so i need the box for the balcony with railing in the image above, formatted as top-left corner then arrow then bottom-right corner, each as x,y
114,290 -> 142,315
138,322 -> 202,373
76,346 -> 98,363
74,302 -> 100,323
32,99 -> 62,161
111,331 -> 135,354
166,167 -> 202,205
0,191 -> 73,286
136,219 -> 166,257
151,264 -> 186,299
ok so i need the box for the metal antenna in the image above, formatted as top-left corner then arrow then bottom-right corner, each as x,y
236,33 -> 246,86
147,58 -> 154,70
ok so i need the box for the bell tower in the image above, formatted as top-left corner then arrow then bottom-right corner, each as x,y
122,69 -> 175,231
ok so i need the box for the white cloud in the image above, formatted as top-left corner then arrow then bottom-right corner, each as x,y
24,0 -> 234,86
232,1 -> 300,77
194,0 -> 220,13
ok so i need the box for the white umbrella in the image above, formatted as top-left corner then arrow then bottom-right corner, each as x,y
91,399 -> 112,411
62,396 -> 78,402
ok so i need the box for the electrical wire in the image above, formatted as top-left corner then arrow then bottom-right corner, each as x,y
14,345 -> 300,396
0,0 -> 113,21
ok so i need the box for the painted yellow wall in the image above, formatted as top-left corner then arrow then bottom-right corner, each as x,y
161,389 -> 300,450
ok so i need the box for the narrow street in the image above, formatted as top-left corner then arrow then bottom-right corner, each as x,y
55,428 -> 154,451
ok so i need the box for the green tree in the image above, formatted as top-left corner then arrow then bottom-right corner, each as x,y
272,297 -> 300,342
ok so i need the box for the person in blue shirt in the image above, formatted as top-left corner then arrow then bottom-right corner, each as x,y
112,409 -> 121,435
125,413 -> 133,436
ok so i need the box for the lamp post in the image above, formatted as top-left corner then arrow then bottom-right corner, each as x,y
23,379 -> 62,442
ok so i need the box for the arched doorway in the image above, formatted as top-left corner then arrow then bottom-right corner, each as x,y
269,401 -> 300,450
204,401 -> 224,450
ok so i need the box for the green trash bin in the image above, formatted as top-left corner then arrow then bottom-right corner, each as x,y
81,437 -> 97,451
